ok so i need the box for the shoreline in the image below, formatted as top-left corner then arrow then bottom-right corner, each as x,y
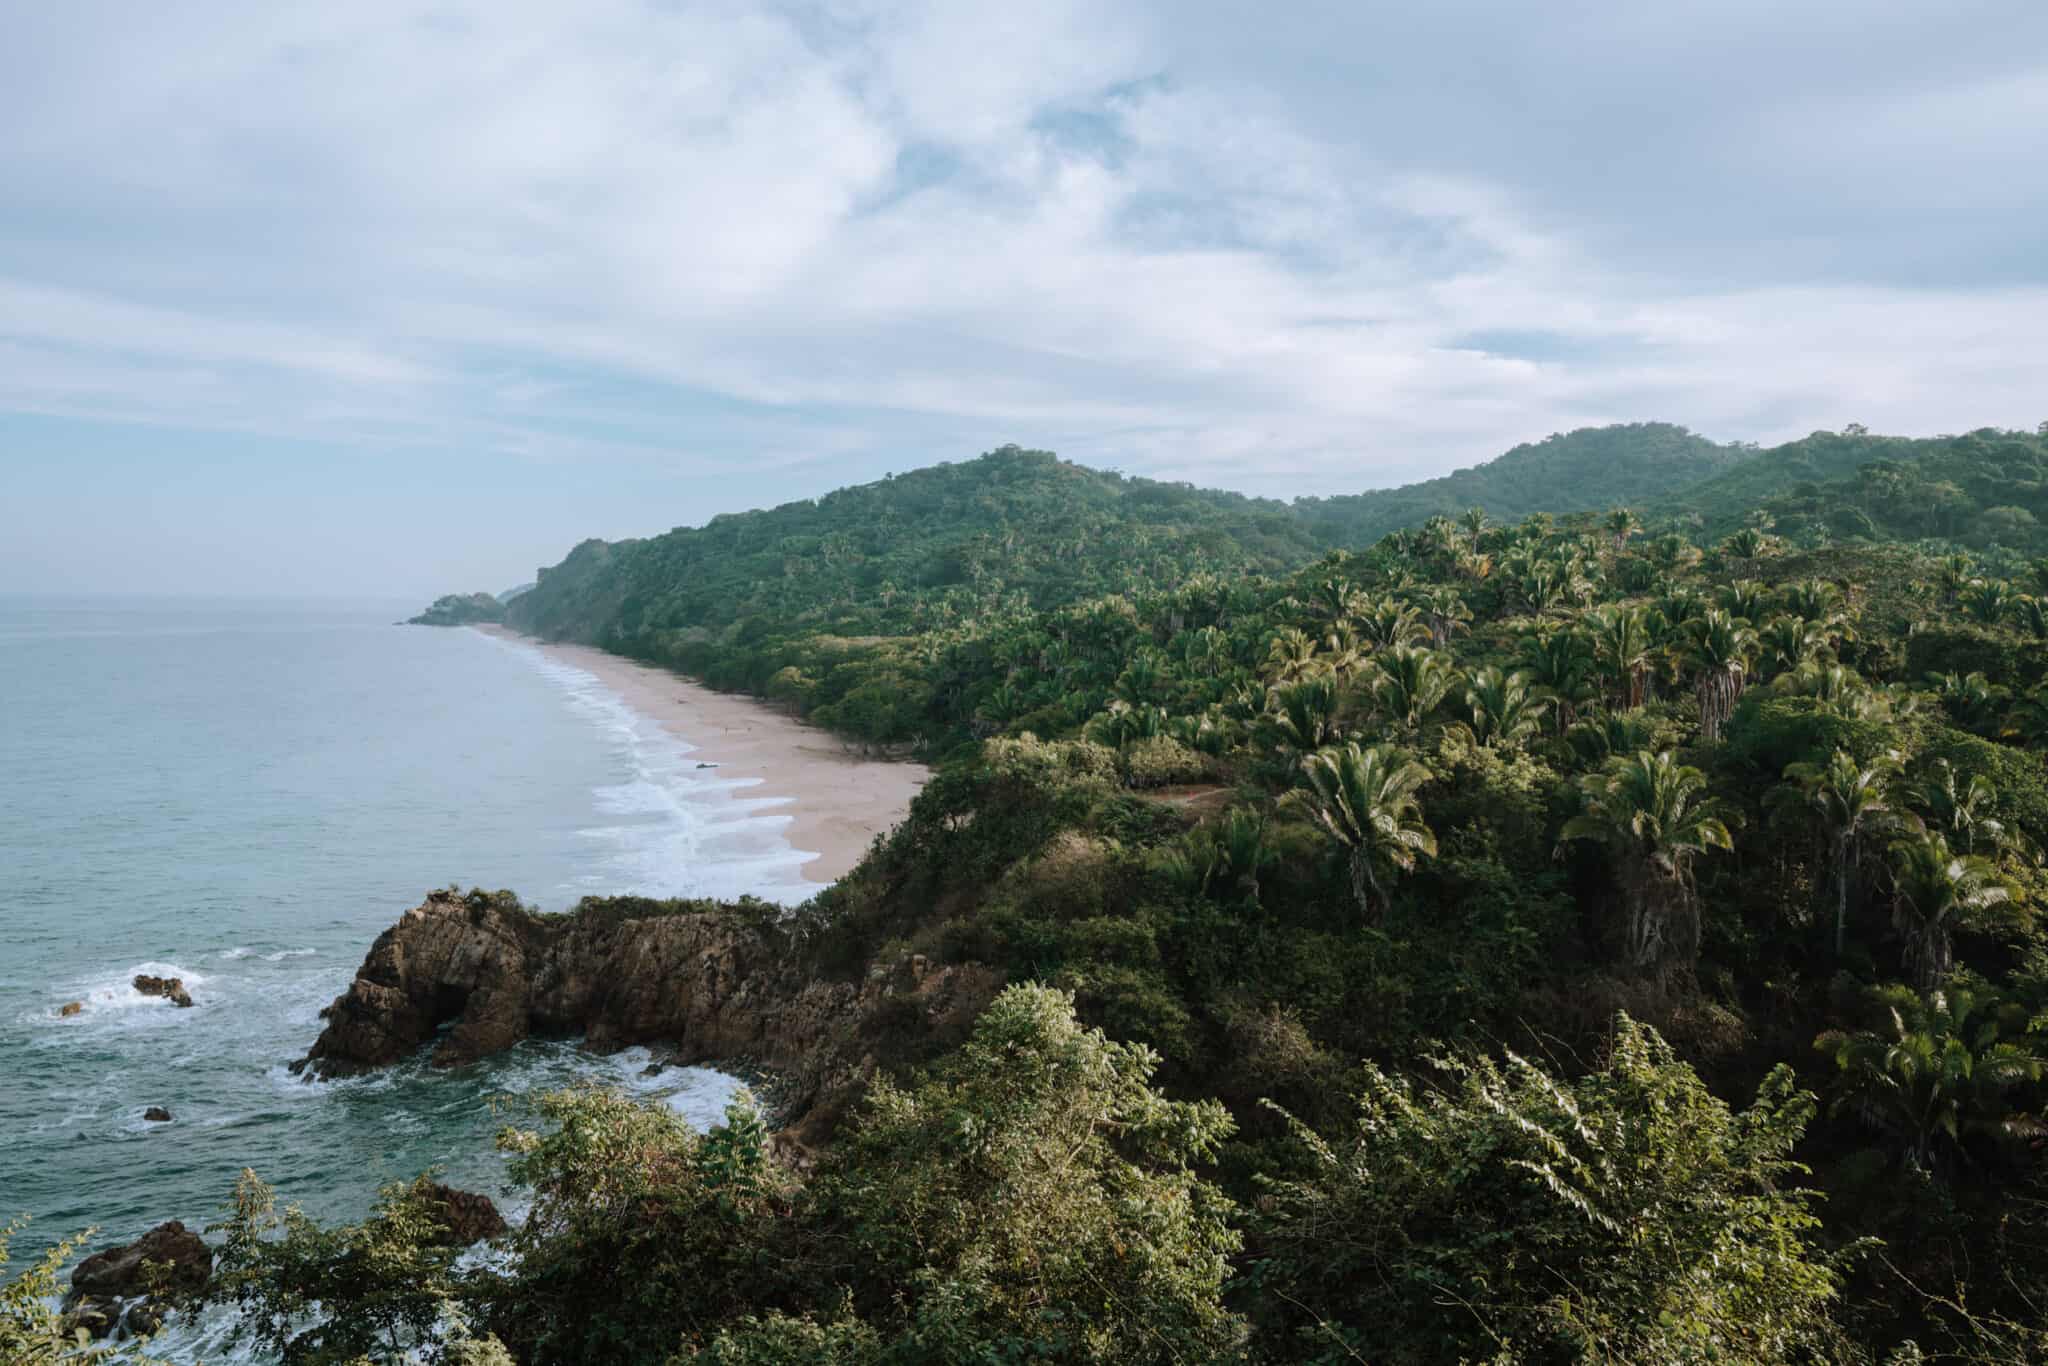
475,625 -> 927,886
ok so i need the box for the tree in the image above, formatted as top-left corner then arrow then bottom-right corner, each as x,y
1371,643 -> 1457,731
1683,608 -> 1758,742
1605,505 -> 1642,553
2,1220 -> 165,1364
1757,614 -> 1828,681
1286,742 -> 1438,918
1460,505 -> 1490,550
1914,758 -> 2007,856
1254,1016 -> 1845,1363
1455,666 -> 1550,751
1519,623 -> 1599,732
1262,675 -> 1344,757
1889,831 -> 2010,992
207,1170 -> 500,1365
812,985 -> 1246,1363
1560,751 -> 1736,979
1771,748 -> 1912,957
1815,983 -> 2043,1172
1587,604 -> 1654,710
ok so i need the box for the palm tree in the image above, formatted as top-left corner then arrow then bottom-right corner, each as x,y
1263,675 -> 1345,757
2012,594 -> 2048,641
1721,527 -> 1771,559
1411,585 -> 1471,648
1265,627 -> 1320,682
1605,506 -> 1641,554
1913,759 -> 2006,856
1371,644 -> 1458,731
1937,553 -> 1975,606
1815,984 -> 2043,1172
1719,579 -> 1769,622
1166,807 -> 1279,905
1771,748 -> 1911,957
1682,609 -> 1757,742
1460,506 -> 1490,551
1889,831 -> 2010,992
1457,666 -> 1551,751
1519,624 -> 1599,732
1962,578 -> 2017,625
1559,751 -> 1736,979
1757,614 -> 1828,681
1587,605 -> 1654,710
1354,597 -> 1428,651
1782,578 -> 1850,630
1286,742 -> 1437,918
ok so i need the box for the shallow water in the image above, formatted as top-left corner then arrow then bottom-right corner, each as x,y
0,598 -> 802,1357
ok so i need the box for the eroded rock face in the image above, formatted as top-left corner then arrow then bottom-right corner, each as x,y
294,890 -> 811,1076
295,890 -> 1005,1135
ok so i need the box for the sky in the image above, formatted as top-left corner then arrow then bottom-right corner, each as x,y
2,1 -> 2045,598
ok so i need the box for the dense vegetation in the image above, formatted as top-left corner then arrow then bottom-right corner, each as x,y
1293,421 -> 1745,546
407,593 -> 506,627
31,422 -> 2048,1360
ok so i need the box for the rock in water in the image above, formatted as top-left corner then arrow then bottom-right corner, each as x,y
65,1220 -> 212,1338
143,1106 -> 172,1122
418,1182 -> 508,1245
59,1000 -> 83,1016
132,974 -> 194,1008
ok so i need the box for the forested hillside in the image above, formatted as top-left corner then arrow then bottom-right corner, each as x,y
65,423 -> 2048,1360
1293,421 -> 1743,545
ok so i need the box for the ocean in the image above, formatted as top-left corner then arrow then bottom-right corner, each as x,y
0,598 -> 812,1358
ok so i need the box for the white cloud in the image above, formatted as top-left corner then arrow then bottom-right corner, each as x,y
2,0 -> 2044,507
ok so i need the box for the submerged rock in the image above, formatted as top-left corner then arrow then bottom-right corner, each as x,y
133,974 -> 194,1008
59,1000 -> 83,1016
142,1106 -> 172,1122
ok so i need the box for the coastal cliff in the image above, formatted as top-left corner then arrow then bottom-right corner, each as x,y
297,888 -> 1000,1133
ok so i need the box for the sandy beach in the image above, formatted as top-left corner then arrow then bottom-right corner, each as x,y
476,626 -> 928,884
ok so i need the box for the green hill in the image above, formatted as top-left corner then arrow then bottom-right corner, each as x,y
1673,425 -> 2048,553
1292,421 -> 1743,546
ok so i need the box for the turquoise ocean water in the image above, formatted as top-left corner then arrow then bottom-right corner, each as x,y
0,598 -> 810,1358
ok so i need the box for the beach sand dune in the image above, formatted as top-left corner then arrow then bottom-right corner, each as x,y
477,626 -> 927,885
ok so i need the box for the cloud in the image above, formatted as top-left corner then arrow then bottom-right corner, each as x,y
2,0 -> 2045,515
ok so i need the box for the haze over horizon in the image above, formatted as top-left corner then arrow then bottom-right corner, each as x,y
4,1 -> 2044,598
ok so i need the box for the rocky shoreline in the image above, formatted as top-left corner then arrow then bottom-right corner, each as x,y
295,887 -> 1001,1144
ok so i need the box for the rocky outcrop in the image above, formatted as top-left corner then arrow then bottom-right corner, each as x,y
296,890 -> 1004,1133
418,1183 -> 507,1245
64,1220 -> 211,1340
133,974 -> 193,1008
143,1106 -> 172,1122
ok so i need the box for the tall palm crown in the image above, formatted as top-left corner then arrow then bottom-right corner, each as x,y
1371,644 -> 1458,731
1773,748 -> 1911,956
1682,609 -> 1758,742
1815,984 -> 2043,1172
1757,614 -> 1828,681
1459,666 -> 1550,751
1560,750 -> 1736,978
1518,625 -> 1598,732
1263,675 -> 1344,757
1604,506 -> 1641,553
1914,759 -> 2006,855
1889,831 -> 2010,992
1288,742 -> 1438,918
1586,605 -> 1654,710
